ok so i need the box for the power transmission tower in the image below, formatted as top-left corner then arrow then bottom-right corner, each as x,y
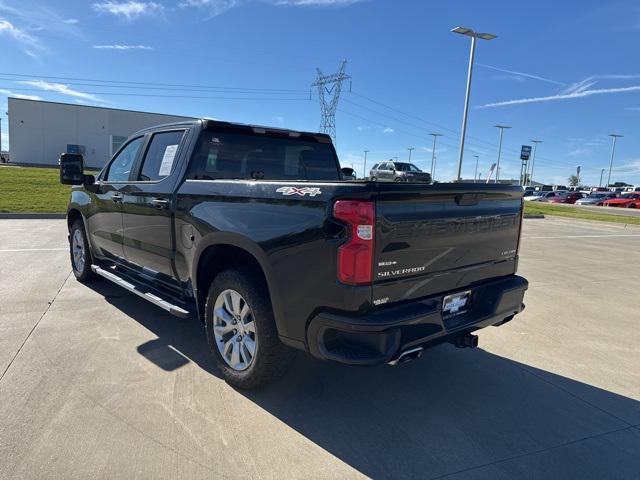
312,60 -> 351,143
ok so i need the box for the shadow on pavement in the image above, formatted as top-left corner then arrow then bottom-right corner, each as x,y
88,280 -> 640,479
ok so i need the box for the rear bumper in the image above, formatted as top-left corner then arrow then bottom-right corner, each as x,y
306,275 -> 528,365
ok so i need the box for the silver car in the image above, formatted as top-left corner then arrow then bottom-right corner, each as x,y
575,193 -> 618,206
369,161 -> 432,183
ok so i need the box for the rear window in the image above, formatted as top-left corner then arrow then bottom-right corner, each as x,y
187,131 -> 340,181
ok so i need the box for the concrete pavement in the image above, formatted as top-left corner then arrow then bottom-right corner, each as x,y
0,217 -> 639,479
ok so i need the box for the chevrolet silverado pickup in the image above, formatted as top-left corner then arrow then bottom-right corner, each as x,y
60,119 -> 528,388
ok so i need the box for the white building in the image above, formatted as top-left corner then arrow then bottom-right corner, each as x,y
8,98 -> 195,169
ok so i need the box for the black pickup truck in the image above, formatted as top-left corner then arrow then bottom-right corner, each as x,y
60,119 -> 527,388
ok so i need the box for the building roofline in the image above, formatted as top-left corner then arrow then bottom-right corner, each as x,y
7,97 -> 197,120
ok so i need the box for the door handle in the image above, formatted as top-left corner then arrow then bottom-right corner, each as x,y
112,193 -> 123,203
151,198 -> 170,209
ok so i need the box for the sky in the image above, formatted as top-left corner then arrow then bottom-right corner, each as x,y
1,0 -> 639,185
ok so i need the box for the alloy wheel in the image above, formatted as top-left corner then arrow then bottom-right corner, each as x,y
72,229 -> 85,273
213,289 -> 257,371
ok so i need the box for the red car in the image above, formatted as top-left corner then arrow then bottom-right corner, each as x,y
547,192 -> 585,204
602,193 -> 640,208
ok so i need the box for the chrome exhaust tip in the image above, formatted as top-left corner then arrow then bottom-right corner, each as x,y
388,347 -> 424,366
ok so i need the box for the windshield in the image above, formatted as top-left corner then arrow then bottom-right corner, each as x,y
621,193 -> 640,199
589,194 -> 607,198
394,163 -> 421,172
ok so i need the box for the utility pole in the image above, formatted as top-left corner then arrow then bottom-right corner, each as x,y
429,133 -> 442,179
494,125 -> 511,183
599,168 -> 605,188
473,155 -> 479,183
528,140 -> 542,186
407,147 -> 415,163
311,60 -> 351,143
363,150 -> 369,179
451,26 -> 497,181
606,134 -> 623,187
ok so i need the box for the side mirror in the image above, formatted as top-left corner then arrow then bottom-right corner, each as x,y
60,153 -> 89,185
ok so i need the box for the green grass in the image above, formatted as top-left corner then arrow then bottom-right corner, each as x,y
525,201 -> 640,225
0,166 -> 72,213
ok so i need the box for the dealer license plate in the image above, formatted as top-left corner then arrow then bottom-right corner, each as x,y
442,290 -> 471,316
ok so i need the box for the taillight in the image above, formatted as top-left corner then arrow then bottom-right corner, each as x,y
333,200 -> 375,285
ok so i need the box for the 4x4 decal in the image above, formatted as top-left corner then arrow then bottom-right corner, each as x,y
276,186 -> 322,197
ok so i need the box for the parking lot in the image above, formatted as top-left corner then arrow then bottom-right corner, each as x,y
1,217 -> 639,479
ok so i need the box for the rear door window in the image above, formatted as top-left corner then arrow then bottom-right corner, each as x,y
138,130 -> 185,181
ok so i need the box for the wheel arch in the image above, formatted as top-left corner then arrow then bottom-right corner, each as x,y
192,234 -> 282,328
66,208 -> 83,231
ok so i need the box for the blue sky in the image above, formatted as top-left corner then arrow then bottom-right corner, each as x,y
1,0 -> 639,185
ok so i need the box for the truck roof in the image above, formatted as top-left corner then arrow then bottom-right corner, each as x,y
133,118 -> 333,143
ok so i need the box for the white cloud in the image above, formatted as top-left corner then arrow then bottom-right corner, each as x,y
0,18 -> 34,43
273,115 -> 284,123
17,80 -> 102,102
0,18 -> 41,55
179,0 -> 238,17
92,1 -> 163,20
479,84 -> 640,109
0,2 -> 82,38
477,63 -> 566,86
0,88 -> 42,100
93,44 -> 154,50
382,127 -> 394,134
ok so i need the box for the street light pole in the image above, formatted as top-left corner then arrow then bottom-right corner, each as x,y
407,147 -> 415,163
494,125 -> 511,183
473,155 -> 479,183
363,150 -> 369,179
528,140 -> 541,186
606,134 -> 623,187
451,26 -> 497,181
429,133 -> 442,180
599,168 -> 605,188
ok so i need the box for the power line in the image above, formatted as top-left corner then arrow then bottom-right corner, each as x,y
1,87 -> 307,101
0,72 -> 308,93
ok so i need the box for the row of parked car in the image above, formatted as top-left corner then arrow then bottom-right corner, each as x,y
524,189 -> 640,208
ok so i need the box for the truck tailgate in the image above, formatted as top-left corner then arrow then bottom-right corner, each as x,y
372,183 -> 523,306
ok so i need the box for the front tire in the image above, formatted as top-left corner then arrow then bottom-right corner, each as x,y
70,220 -> 96,282
204,268 -> 294,389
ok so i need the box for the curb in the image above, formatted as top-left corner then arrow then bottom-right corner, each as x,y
523,214 -> 545,219
0,212 -> 66,219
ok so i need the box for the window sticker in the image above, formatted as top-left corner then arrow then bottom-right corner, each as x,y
159,144 -> 178,176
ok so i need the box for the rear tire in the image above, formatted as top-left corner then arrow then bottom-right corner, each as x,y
69,220 -> 96,282
204,267 -> 295,389
370,176 -> 377,182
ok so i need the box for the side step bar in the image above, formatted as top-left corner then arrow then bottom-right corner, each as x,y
91,265 -> 191,318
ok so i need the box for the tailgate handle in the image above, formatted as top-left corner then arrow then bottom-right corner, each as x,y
455,193 -> 485,206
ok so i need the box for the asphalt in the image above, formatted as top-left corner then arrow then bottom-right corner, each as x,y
0,217 -> 639,479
